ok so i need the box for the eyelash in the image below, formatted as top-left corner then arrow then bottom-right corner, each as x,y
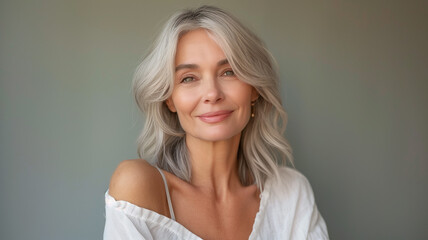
179,69 -> 235,83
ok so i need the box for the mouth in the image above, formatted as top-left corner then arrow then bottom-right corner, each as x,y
197,110 -> 233,123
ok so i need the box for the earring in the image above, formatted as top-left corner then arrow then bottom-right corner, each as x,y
251,101 -> 256,118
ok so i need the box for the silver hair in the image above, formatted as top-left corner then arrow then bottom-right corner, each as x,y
132,5 -> 294,192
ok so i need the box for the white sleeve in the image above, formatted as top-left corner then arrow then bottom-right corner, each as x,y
103,204 -> 153,240
298,175 -> 329,240
283,168 -> 329,240
307,202 -> 329,240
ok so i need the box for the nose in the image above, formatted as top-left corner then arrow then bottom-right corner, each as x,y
201,76 -> 224,104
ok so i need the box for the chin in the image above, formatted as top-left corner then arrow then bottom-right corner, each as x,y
194,129 -> 241,142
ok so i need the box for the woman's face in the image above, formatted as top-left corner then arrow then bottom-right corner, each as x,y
166,28 -> 259,142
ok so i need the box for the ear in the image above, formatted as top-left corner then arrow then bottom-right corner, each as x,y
165,98 -> 177,112
251,87 -> 260,102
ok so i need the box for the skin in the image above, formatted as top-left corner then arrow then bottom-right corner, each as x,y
166,28 -> 259,194
109,28 -> 261,240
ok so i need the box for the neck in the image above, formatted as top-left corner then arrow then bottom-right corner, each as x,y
186,133 -> 242,202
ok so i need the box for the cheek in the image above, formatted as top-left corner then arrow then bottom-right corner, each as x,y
224,82 -> 253,106
223,83 -> 253,122
171,89 -> 198,117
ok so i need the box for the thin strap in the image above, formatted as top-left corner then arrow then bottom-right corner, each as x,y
155,166 -> 176,221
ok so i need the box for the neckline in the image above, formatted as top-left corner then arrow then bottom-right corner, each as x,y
105,177 -> 271,239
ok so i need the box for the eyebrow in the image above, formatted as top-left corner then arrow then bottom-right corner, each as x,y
175,58 -> 229,72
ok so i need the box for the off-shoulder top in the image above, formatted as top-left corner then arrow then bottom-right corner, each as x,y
103,166 -> 329,239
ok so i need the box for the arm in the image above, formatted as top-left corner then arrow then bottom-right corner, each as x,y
103,159 -> 161,240
103,197 -> 153,240
307,201 -> 329,240
296,172 -> 329,239
280,167 -> 330,239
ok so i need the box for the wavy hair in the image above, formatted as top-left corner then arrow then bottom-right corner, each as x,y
132,5 -> 293,192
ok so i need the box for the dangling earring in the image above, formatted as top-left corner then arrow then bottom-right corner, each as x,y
251,100 -> 256,118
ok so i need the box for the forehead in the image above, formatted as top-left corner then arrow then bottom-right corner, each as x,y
175,28 -> 226,64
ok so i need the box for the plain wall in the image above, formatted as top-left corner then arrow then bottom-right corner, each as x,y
1,0 -> 427,239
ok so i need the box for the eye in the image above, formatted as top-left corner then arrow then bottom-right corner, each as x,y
222,69 -> 235,76
180,76 -> 195,83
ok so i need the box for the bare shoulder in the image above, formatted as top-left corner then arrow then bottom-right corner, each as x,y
108,159 -> 164,211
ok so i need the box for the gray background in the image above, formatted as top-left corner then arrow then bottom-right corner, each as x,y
1,0 -> 427,239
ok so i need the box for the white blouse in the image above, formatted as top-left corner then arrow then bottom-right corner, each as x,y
103,166 -> 329,239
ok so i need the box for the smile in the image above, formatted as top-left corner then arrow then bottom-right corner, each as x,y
197,110 -> 233,123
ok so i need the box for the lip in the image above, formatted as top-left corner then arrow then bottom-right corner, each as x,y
198,110 -> 233,123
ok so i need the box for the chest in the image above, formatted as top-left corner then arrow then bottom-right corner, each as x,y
171,189 -> 261,240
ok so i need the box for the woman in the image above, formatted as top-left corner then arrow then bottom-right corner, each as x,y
103,5 -> 329,240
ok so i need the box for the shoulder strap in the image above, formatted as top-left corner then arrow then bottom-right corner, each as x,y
155,166 -> 176,221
